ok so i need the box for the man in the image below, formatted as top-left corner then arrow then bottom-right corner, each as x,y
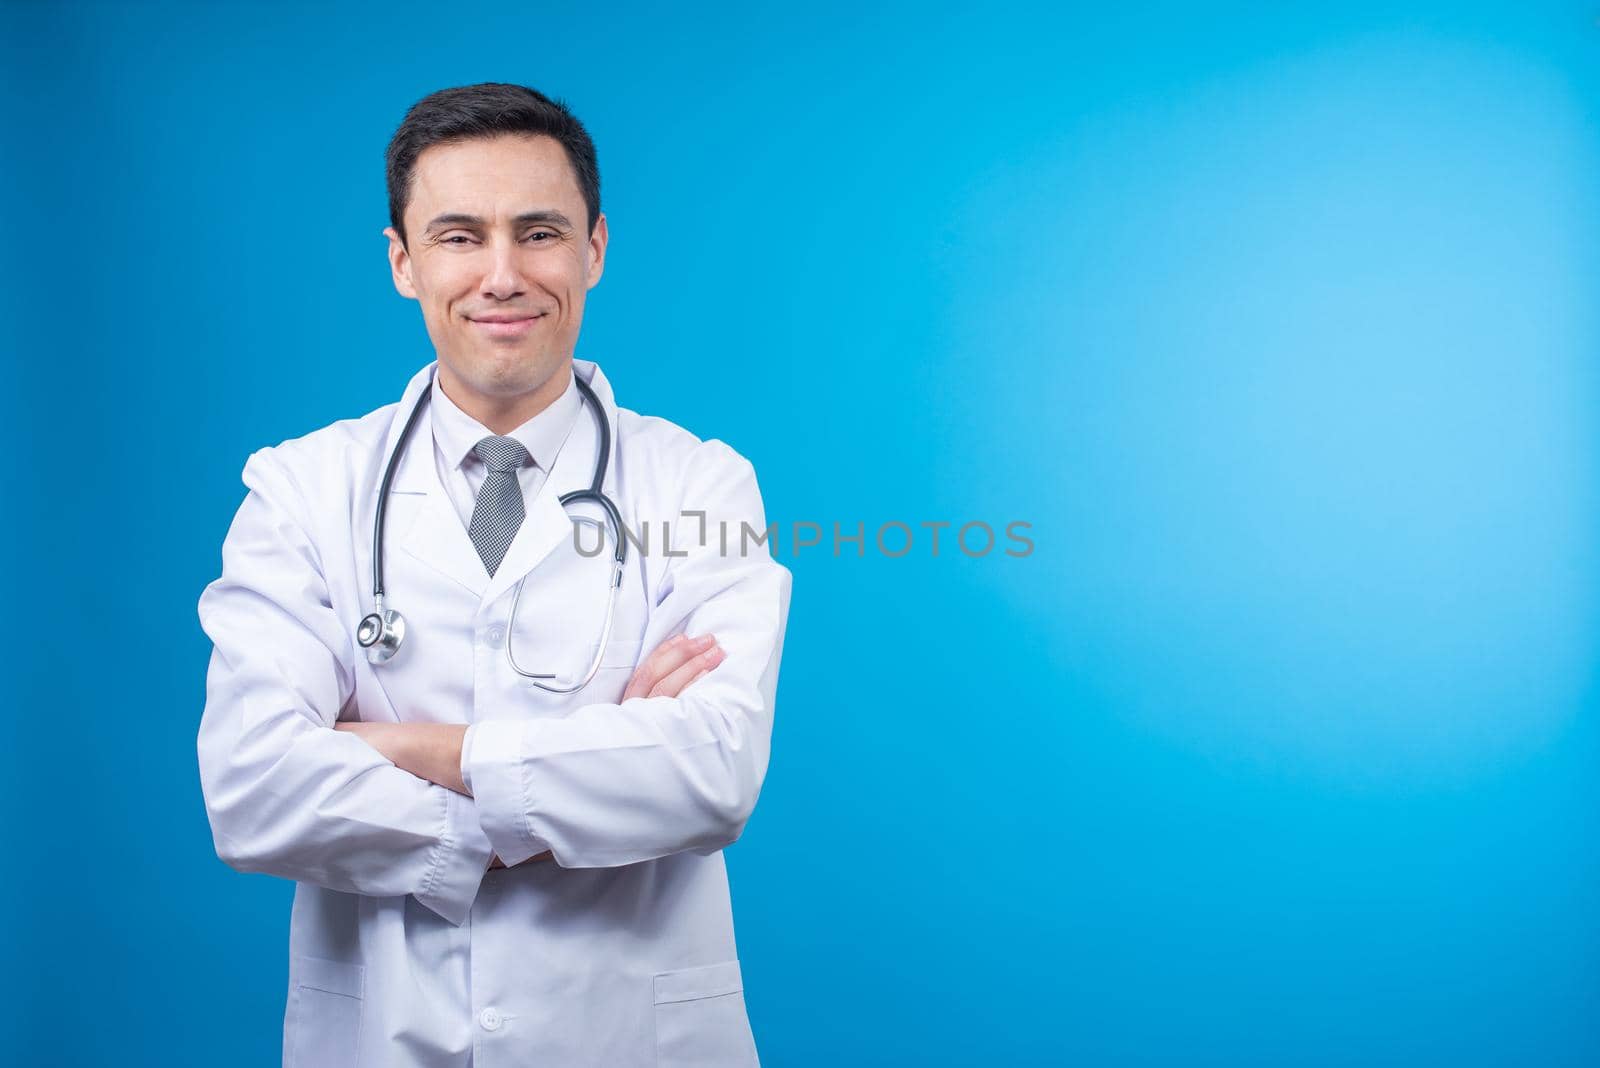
196,83 -> 791,1067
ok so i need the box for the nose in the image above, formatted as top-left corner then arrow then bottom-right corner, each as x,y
480,240 -> 526,302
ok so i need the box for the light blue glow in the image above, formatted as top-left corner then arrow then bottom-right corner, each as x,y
4,3 -> 1596,1064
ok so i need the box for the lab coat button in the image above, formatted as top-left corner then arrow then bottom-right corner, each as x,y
483,625 -> 506,649
479,1007 -> 502,1031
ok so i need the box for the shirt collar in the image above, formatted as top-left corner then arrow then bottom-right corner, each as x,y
430,366 -> 582,474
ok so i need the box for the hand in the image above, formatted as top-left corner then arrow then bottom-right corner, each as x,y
621,632 -> 725,702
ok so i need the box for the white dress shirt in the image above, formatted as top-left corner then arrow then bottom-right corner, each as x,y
428,368 -> 582,532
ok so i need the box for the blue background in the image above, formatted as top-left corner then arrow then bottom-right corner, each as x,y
4,2 -> 1598,1064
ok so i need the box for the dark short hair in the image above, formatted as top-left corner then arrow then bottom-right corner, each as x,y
385,82 -> 601,245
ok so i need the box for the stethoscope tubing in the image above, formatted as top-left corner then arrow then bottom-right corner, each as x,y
358,366 -> 627,689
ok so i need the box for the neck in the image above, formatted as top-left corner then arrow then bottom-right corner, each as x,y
438,362 -> 573,436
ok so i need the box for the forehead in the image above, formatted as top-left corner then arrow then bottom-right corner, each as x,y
407,133 -> 583,222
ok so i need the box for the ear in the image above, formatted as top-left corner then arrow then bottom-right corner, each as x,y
384,226 -> 418,299
584,212 -> 608,291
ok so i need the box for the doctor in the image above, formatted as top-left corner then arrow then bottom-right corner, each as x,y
196,83 -> 791,1067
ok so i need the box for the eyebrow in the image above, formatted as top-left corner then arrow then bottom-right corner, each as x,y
423,210 -> 575,234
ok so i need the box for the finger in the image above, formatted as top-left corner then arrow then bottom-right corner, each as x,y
649,633 -> 712,677
625,633 -> 715,701
649,644 -> 725,699
622,634 -> 689,701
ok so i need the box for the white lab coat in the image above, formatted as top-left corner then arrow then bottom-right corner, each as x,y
196,359 -> 791,1067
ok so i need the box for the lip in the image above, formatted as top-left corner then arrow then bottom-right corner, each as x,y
468,313 -> 545,339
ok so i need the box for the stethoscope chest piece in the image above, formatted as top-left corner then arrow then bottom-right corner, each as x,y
357,596 -> 407,664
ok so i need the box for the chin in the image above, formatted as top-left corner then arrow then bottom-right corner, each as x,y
461,351 -> 556,395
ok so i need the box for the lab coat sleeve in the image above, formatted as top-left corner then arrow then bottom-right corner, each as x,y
466,440 -> 792,868
196,447 -> 495,925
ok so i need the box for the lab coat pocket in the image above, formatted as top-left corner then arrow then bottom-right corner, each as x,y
652,959 -> 759,1067
515,638 -> 642,706
601,638 -> 643,670
287,955 -> 364,1068
582,638 -> 642,705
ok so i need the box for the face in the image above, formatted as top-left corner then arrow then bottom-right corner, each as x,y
385,133 -> 607,405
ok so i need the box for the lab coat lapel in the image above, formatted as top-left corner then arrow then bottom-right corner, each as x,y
479,359 -> 618,609
387,363 -> 492,600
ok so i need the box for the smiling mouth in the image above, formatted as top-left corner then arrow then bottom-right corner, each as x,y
469,313 -> 546,338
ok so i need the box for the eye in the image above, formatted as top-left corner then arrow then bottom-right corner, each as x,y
523,231 -> 557,243
442,234 -> 475,246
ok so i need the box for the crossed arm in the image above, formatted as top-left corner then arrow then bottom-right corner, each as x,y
199,439 -> 789,922
334,632 -> 725,867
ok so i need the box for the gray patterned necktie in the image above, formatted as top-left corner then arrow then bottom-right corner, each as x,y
468,436 -> 532,577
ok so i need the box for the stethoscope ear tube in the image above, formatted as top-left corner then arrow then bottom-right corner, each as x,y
371,376 -> 435,603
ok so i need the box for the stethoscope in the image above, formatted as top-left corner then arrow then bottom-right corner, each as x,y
356,369 -> 628,692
